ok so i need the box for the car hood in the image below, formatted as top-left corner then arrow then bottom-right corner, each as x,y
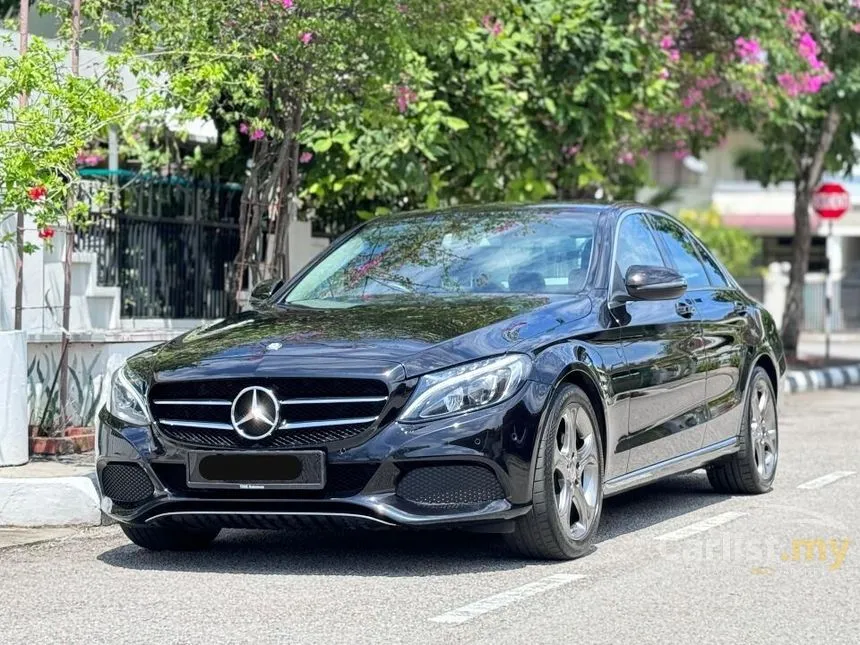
142,294 -> 592,382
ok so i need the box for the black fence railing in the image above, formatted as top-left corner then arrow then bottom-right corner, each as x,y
75,170 -> 243,319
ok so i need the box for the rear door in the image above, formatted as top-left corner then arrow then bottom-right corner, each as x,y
686,236 -> 751,447
610,213 -> 708,473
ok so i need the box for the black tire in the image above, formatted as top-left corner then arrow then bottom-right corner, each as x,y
506,384 -> 604,560
121,523 -> 221,551
707,366 -> 778,494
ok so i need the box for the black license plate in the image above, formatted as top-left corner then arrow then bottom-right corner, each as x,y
186,451 -> 326,490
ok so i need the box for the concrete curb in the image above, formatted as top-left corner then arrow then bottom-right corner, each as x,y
0,473 -> 101,527
784,363 -> 860,394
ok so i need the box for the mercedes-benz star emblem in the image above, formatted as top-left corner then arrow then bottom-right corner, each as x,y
230,386 -> 280,440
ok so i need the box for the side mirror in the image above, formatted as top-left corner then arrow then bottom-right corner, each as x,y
249,278 -> 284,309
624,265 -> 687,301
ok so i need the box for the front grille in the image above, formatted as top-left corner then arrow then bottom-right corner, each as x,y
150,462 -> 377,498
396,464 -> 505,508
150,377 -> 389,450
101,463 -> 154,505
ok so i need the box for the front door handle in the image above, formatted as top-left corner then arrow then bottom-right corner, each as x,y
676,301 -> 696,318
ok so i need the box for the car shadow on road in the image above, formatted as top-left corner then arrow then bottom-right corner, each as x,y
97,471 -> 733,576
597,470 -> 733,542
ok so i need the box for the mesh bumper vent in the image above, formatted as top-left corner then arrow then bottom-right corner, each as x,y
101,463 -> 154,506
396,464 -> 505,508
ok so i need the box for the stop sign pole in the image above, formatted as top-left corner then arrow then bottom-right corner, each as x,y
812,182 -> 850,359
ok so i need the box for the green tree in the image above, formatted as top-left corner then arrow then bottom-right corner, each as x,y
301,0 -> 785,231
0,36 -> 122,252
118,0 -> 485,301
680,1 -> 860,353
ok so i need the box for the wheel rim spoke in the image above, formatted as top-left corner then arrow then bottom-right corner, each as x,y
755,440 -> 766,475
571,483 -> 591,538
557,477 -> 573,525
757,387 -> 768,417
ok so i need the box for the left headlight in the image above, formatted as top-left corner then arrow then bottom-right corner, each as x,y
399,354 -> 532,422
107,363 -> 152,426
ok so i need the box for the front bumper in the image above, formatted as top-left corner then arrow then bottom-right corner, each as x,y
97,380 -> 551,529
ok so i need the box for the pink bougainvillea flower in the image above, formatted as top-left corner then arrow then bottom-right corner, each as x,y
659,35 -> 674,50
658,68 -> 670,80
801,73 -> 826,94
300,31 -> 314,44
482,14 -> 503,36
617,151 -> 636,166
299,151 -> 314,164
239,122 -> 249,134
734,37 -> 762,63
784,9 -> 806,34
282,0 -> 294,8
778,72 -> 801,97
27,185 -> 47,201
673,149 -> 690,160
797,32 -> 819,62
395,85 -> 418,113
853,23 -> 860,34
250,129 -> 266,141
38,227 -> 55,240
562,144 -> 581,158
668,49 -> 680,63
673,113 -> 691,128
682,88 -> 702,108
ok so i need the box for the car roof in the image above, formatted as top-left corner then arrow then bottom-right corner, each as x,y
376,201 -> 642,223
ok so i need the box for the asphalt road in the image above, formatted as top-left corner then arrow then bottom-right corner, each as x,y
2,388 -> 858,645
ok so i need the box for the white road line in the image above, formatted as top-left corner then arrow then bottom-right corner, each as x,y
797,471 -> 856,490
654,511 -> 747,542
428,573 -> 585,625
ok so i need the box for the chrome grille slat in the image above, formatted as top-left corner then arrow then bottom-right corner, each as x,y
279,416 -> 379,430
160,419 -> 234,430
153,399 -> 232,406
279,396 -> 388,405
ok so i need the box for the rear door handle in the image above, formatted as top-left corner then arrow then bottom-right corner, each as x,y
676,301 -> 696,318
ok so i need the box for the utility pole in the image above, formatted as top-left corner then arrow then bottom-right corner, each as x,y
13,0 -> 30,330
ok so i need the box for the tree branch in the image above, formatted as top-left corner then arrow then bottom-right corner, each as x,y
808,104 -> 841,185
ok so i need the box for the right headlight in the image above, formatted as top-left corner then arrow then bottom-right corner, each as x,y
107,363 -> 152,426
399,354 -> 532,422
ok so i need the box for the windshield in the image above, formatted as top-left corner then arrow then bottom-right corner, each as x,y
283,210 -> 596,307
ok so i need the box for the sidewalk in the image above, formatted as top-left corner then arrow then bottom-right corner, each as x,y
786,337 -> 860,393
0,454 -> 101,528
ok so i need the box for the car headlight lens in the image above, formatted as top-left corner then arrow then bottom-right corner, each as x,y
400,354 -> 531,422
108,364 -> 151,426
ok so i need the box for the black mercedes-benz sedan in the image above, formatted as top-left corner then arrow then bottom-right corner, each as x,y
97,202 -> 785,559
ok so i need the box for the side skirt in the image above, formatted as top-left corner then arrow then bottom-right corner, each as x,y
603,437 -> 739,498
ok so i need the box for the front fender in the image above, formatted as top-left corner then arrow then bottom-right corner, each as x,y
525,336 -> 629,492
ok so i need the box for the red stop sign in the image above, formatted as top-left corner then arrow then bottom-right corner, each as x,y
813,182 -> 850,219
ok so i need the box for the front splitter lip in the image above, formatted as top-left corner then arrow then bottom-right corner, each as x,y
108,493 -> 531,529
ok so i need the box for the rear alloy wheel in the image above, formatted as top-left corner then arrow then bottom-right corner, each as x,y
121,524 -> 221,551
507,384 -> 603,559
707,366 -> 778,494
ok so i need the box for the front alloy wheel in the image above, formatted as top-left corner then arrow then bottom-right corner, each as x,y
507,384 -> 604,559
553,405 -> 601,541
